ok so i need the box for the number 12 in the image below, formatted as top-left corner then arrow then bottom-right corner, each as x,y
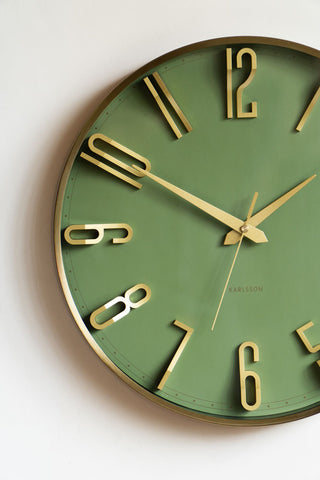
226,47 -> 258,119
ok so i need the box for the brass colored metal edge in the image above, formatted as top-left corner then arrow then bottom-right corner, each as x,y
54,36 -> 320,426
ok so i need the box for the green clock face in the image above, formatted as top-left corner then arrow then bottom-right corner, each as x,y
55,37 -> 320,425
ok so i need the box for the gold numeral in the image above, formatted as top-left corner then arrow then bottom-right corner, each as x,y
157,320 -> 193,390
64,223 -> 133,245
239,341 -> 261,411
296,321 -> 320,371
144,72 -> 192,139
90,284 -> 151,330
226,48 -> 233,118
296,86 -> 320,131
80,133 -> 151,189
296,321 -> 320,353
226,48 -> 258,119
296,321 -> 320,368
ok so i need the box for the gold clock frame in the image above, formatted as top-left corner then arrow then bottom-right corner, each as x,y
54,36 -> 320,426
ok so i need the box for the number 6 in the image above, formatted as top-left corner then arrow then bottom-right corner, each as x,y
239,341 -> 261,411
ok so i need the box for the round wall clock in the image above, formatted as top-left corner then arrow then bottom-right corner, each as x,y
55,36 -> 320,425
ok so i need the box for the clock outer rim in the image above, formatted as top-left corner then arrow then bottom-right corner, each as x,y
54,35 -> 320,426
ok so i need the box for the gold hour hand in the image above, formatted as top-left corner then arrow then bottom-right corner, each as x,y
224,174 -> 316,245
133,166 -> 268,244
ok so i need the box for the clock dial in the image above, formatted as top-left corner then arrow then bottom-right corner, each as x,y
55,37 -> 320,425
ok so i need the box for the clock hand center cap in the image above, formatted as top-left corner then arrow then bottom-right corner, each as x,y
240,224 -> 249,233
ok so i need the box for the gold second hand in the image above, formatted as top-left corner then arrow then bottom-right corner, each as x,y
211,192 -> 259,332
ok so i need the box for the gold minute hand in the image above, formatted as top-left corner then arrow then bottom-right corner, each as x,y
133,166 -> 268,244
224,174 -> 316,245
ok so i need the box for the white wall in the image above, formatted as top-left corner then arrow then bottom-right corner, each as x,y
1,1 -> 319,478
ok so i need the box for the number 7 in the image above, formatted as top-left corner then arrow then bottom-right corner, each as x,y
157,320 -> 193,390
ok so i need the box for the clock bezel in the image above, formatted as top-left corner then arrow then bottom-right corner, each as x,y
54,36 -> 320,425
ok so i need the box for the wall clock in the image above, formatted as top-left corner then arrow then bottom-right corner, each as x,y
54,36 -> 320,425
